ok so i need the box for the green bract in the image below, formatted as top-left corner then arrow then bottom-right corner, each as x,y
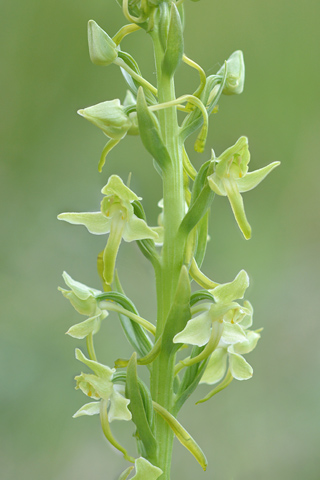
87,20 -> 118,66
73,349 -> 132,422
58,175 -> 158,285
59,272 -> 108,339
208,136 -> 280,239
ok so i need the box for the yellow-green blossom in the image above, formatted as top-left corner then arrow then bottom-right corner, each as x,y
208,136 -> 280,239
58,175 -> 158,285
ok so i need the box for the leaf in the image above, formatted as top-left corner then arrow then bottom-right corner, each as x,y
153,402 -> 208,471
125,353 -> 157,460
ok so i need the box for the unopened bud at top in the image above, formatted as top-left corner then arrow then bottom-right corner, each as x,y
88,20 -> 118,66
218,50 -> 245,95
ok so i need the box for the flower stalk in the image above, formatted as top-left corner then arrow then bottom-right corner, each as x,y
58,1 -> 280,479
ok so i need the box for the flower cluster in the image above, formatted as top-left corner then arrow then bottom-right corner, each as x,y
58,175 -> 158,285
174,270 -> 260,384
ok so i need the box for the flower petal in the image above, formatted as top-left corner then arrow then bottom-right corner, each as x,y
61,271 -> 100,299
72,401 -> 101,418
211,269 -> 249,304
237,161 -> 280,193
59,288 -> 98,316
173,311 -> 212,346
222,321 -> 247,344
207,173 -> 226,196
200,348 -> 228,385
234,330 -> 261,355
75,372 -> 112,399
123,214 -> 159,242
101,174 -> 141,202
58,212 -> 110,235
228,351 -> 253,380
75,348 -> 114,379
109,388 -> 132,422
131,457 -> 163,480
66,313 -> 105,339
238,300 -> 253,329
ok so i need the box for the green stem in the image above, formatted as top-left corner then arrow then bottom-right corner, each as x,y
86,333 -> 97,361
149,25 -> 187,480
98,301 -> 156,335
114,58 -> 158,96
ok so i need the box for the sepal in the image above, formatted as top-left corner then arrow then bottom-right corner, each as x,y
130,457 -> 163,480
211,269 -> 249,304
78,99 -> 132,139
66,314 -> 103,339
73,401 -> 101,418
217,50 -> 245,95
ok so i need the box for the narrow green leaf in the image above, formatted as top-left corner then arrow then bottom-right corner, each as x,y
136,87 -> 171,171
162,3 -> 184,77
126,353 -> 157,460
153,402 -> 208,471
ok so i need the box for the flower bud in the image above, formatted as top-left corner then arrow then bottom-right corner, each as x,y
78,99 -> 132,139
217,50 -> 245,95
162,3 -> 184,77
88,20 -> 118,66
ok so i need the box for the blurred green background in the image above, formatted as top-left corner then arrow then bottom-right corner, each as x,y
1,0 -> 319,479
